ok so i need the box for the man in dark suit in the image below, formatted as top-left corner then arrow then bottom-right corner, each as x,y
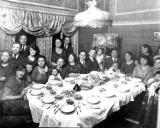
104,48 -> 120,69
87,49 -> 100,72
63,37 -> 73,58
11,42 -> 26,71
77,51 -> 88,74
19,34 -> 29,57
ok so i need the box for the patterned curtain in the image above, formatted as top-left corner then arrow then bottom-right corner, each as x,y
71,30 -> 79,56
36,37 -> 53,62
0,29 -> 15,52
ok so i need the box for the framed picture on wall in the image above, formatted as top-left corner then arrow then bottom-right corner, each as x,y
154,32 -> 160,41
92,33 -> 118,48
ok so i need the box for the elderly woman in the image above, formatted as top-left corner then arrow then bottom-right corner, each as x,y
0,65 -> 31,127
61,54 -> 80,79
31,55 -> 48,84
0,51 -> 13,97
51,39 -> 67,66
133,55 -> 153,84
121,51 -> 135,76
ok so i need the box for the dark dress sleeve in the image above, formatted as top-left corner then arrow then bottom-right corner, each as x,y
61,65 -> 69,79
31,67 -> 38,82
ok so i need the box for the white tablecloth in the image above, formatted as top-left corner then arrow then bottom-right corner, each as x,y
27,75 -> 145,128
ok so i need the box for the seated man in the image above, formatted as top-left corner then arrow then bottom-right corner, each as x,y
51,57 -> 65,77
11,42 -> 25,71
86,49 -> 100,72
77,51 -> 89,74
104,48 -> 120,70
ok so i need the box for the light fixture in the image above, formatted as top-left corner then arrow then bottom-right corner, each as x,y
74,0 -> 112,28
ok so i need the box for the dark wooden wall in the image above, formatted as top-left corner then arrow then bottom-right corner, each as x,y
108,0 -> 160,58
78,27 -> 108,53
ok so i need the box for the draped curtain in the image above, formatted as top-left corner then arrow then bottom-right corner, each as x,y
36,37 -> 53,62
0,6 -> 78,58
0,29 -> 15,52
0,6 -> 76,37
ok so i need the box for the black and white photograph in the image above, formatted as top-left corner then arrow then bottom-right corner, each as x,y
0,0 -> 160,128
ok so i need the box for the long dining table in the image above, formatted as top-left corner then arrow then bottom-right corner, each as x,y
26,72 -> 146,128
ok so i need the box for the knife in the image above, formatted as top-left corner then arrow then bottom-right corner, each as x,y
54,105 -> 61,114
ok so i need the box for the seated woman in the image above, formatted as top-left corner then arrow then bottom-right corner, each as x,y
31,55 -> 48,84
0,51 -> 13,98
136,44 -> 153,66
154,46 -> 160,60
25,61 -> 34,86
148,71 -> 160,87
96,48 -> 104,71
61,54 -> 81,79
121,51 -> 135,76
25,44 -> 40,68
0,65 -> 31,127
51,39 -> 67,67
47,67 -> 62,84
133,55 -> 153,84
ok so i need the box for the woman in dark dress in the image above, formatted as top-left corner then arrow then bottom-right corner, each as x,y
31,55 -> 48,84
121,51 -> 135,76
25,44 -> 40,68
0,65 -> 31,128
51,39 -> 67,66
25,61 -> 34,86
0,51 -> 13,98
61,54 -> 81,79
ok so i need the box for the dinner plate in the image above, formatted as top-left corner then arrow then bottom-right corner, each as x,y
42,96 -> 55,104
87,96 -> 100,104
132,78 -> 142,82
65,77 -> 75,82
32,84 -> 45,90
118,86 -> 130,92
60,104 -> 75,114
80,74 -> 88,78
103,92 -> 116,98
30,90 -> 42,96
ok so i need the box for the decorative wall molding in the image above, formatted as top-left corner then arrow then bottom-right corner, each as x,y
1,1 -> 77,16
114,0 -> 160,15
8,0 -> 79,12
113,20 -> 160,26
